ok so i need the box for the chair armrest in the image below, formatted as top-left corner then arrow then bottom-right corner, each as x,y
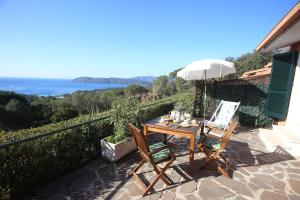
203,133 -> 223,141
206,126 -> 225,135
204,133 -> 230,145
203,127 -> 225,141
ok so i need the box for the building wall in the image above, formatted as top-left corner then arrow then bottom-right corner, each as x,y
286,55 -> 300,126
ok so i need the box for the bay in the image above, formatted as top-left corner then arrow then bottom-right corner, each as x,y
0,77 -> 128,96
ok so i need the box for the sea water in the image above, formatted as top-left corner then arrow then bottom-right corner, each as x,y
0,77 -> 128,96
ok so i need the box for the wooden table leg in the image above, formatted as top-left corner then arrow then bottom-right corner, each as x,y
143,125 -> 147,136
189,134 -> 195,163
143,125 -> 148,143
186,134 -> 196,175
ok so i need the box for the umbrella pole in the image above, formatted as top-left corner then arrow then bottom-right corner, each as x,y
194,81 -> 200,117
204,70 -> 206,120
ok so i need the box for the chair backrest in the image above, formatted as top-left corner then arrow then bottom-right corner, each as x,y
220,119 -> 238,150
209,100 -> 240,130
128,123 -> 150,159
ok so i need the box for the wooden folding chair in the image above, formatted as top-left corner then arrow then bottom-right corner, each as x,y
128,123 -> 176,196
198,119 -> 238,177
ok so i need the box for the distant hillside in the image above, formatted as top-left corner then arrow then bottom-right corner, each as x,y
73,76 -> 157,86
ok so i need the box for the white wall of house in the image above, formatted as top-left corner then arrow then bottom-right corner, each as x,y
286,55 -> 300,127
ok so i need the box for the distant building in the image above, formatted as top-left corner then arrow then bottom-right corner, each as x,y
240,62 -> 272,79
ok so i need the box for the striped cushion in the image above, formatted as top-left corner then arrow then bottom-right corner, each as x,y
151,148 -> 171,163
149,142 -> 166,152
198,135 -> 221,150
149,142 -> 171,163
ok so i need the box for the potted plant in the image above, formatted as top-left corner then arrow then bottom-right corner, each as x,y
174,93 -> 194,118
101,98 -> 139,162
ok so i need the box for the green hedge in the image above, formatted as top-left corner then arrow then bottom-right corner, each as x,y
196,80 -> 272,128
0,97 -> 177,199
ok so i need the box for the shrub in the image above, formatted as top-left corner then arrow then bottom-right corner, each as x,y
0,113 -> 112,200
0,96 -> 179,199
107,98 -> 140,143
174,92 -> 194,114
196,79 -> 272,128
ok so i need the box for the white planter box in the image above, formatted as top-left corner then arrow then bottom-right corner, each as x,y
101,136 -> 137,162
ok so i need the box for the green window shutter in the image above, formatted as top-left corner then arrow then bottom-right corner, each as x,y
265,51 -> 299,120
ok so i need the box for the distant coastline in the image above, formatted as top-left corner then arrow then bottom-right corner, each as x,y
0,77 -> 128,96
73,76 -> 156,86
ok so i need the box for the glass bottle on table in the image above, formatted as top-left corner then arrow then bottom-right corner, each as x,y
176,112 -> 181,123
180,112 -> 185,122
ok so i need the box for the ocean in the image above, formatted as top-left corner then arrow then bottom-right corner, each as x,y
0,77 -> 128,96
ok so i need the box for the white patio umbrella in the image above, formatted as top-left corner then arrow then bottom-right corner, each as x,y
177,59 -> 236,119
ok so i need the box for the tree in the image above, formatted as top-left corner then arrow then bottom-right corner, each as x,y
166,80 -> 176,96
71,92 -> 86,115
125,84 -> 148,100
5,99 -> 26,113
169,68 -> 183,79
175,77 -> 186,93
233,51 -> 272,78
0,91 -> 28,106
50,104 -> 78,122
168,68 -> 193,94
152,75 -> 168,99
31,98 -> 54,124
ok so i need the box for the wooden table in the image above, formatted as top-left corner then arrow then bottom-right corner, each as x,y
143,117 -> 202,166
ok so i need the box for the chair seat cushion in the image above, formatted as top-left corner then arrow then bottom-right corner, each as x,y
149,142 -> 171,163
151,148 -> 171,163
149,142 -> 167,152
198,135 -> 221,150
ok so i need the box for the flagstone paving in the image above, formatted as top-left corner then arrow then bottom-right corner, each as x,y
28,128 -> 300,200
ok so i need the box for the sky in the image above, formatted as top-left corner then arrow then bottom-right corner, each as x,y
0,0 -> 298,79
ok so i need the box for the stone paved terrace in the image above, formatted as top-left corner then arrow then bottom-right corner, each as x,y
28,128 -> 300,200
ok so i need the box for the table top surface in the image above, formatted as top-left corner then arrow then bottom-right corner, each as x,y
144,117 -> 202,134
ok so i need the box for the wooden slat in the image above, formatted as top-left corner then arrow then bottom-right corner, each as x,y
129,123 -> 177,196
198,120 -> 238,178
132,173 -> 147,191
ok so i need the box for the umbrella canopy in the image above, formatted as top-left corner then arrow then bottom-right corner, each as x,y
177,59 -> 235,80
177,59 -> 236,120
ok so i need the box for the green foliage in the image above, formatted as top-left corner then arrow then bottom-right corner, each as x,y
197,81 -> 272,128
50,105 -> 78,122
0,96 -> 179,199
225,51 -> 272,78
5,99 -> 28,113
0,91 -> 29,106
0,51 -> 271,132
0,70 -> 194,131
174,92 -> 194,114
0,93 -> 40,130
137,101 -> 174,128
0,111 -> 113,200
152,75 -> 169,99
31,97 -> 55,124
169,68 -> 182,79
168,68 -> 193,93
107,98 -> 140,143
124,84 -> 148,100
69,89 -> 125,114
166,80 -> 176,96
175,77 -> 191,92
0,88 -> 127,131
194,51 -> 272,126
0,106 -> 29,130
